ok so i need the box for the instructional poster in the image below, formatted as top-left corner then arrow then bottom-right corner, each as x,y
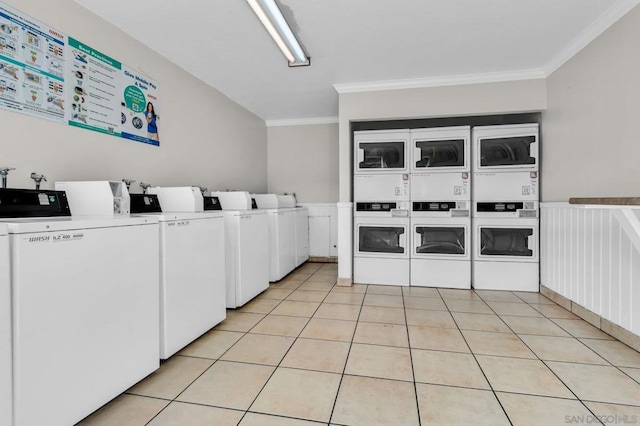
0,2 -> 161,147
67,37 -> 122,136
0,3 -> 66,123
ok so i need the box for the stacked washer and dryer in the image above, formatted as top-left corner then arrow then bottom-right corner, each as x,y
410,126 -> 472,288
353,122 -> 540,291
471,124 -> 540,291
353,130 -> 411,286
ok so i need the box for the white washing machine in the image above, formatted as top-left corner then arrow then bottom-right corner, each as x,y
353,202 -> 410,286
0,188 -> 159,426
213,191 -> 269,308
130,187 -> 226,359
472,204 -> 539,292
253,194 -> 296,282
294,206 -> 309,267
410,202 -> 471,289
0,223 -> 10,426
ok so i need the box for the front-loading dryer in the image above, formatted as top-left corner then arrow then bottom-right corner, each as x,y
353,201 -> 410,286
472,215 -> 539,292
354,129 -> 409,174
472,123 -> 539,173
410,126 -> 470,174
410,202 -> 471,289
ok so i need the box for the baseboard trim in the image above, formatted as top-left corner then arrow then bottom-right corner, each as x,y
540,285 -> 640,352
308,257 -> 338,263
337,277 -> 352,287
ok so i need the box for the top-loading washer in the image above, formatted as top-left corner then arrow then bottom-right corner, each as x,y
124,186 -> 226,359
0,187 -> 159,426
274,194 -> 309,267
253,194 -> 296,282
0,223 -> 10,426
213,191 -> 269,308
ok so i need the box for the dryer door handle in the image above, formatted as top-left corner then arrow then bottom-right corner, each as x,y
530,138 -> 539,165
399,231 -> 407,252
527,235 -> 534,250
356,146 -> 364,168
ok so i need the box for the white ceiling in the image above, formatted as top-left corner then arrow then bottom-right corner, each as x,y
75,0 -> 636,122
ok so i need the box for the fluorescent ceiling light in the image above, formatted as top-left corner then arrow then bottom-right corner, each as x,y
247,0 -> 310,67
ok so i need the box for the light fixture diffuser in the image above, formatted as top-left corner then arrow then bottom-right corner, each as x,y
247,0 -> 310,67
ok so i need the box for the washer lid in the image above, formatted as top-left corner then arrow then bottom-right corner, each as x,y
132,212 -> 223,222
0,223 -> 7,236
0,215 -> 158,234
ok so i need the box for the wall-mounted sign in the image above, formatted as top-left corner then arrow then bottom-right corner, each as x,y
0,2 -> 161,147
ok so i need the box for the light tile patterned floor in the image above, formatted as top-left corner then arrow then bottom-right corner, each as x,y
78,262 -> 640,425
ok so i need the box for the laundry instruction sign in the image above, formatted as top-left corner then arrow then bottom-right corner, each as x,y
0,3 -> 66,123
0,2 -> 161,147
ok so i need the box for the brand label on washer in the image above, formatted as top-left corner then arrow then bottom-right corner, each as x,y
52,232 -> 84,243
25,232 -> 84,244
177,221 -> 190,226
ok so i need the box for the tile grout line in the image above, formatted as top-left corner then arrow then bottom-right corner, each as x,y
447,288 -> 514,425
237,267 -> 331,424
403,286 -> 423,426
477,291 -> 605,423
326,283 -> 367,425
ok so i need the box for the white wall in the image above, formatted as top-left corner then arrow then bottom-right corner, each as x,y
1,0 -> 267,193
267,123 -> 338,203
543,5 -> 640,202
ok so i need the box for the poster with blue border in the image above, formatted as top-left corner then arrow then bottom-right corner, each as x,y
0,2 -> 161,147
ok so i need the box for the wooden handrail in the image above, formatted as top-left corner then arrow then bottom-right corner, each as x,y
569,197 -> 640,206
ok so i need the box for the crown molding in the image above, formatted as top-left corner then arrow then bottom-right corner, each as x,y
545,0 -> 640,76
266,116 -> 339,127
333,69 -> 547,94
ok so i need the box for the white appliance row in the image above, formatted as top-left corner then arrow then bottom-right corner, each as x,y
353,211 -> 539,291
353,124 -> 539,202
58,183 -> 229,361
354,124 -> 538,174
